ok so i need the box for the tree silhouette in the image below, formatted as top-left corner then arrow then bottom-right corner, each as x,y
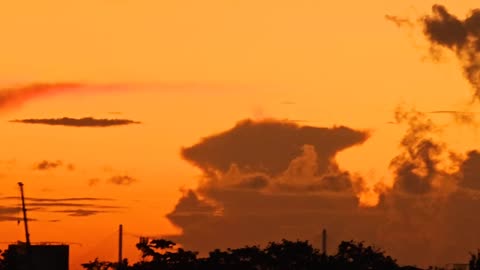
204,246 -> 265,270
470,250 -> 480,270
0,247 -> 18,270
132,238 -> 198,270
333,240 -> 399,270
264,239 -> 320,270
81,258 -> 115,270
82,238 -> 471,270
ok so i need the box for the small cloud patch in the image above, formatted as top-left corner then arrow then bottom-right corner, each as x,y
10,117 -> 140,127
109,175 -> 138,186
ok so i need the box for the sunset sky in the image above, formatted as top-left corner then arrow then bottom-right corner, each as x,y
1,1 -> 480,269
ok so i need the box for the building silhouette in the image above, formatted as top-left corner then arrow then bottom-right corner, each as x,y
7,243 -> 69,270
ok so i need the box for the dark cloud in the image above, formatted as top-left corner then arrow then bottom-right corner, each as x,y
388,108 -> 454,195
167,119 -> 371,258
108,175 -> 138,185
373,109 -> 480,265
34,160 -> 63,170
47,219 -> 61,223
458,150 -> 480,190
234,175 -> 269,189
182,119 -> 368,175
422,5 -> 480,98
166,116 -> 480,267
167,191 -> 217,218
10,117 -> 140,127
52,209 -> 112,217
167,188 -> 377,258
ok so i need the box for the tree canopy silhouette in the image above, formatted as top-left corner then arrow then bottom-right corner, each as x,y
80,238 -> 407,270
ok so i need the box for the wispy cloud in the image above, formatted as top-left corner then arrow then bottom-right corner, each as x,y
0,206 -> 35,222
0,196 -> 123,219
10,117 -> 141,127
0,83 -> 138,112
20,202 -> 122,209
0,196 -> 114,202
385,14 -> 413,27
0,206 -> 21,215
428,110 -> 476,124
0,82 -> 229,112
0,83 -> 83,111
52,209 -> 113,217
108,175 -> 138,186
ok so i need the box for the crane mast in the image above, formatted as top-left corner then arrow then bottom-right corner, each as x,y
18,182 -> 31,247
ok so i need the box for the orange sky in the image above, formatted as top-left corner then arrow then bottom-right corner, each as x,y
1,1 -> 480,269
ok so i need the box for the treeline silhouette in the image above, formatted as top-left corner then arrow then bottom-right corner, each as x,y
1,238 -> 480,270
77,238 -> 468,270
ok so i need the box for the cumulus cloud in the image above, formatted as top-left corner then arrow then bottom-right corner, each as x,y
182,119 -> 368,175
165,116 -> 480,266
374,108 -> 480,265
11,117 -> 140,127
167,119 -> 370,256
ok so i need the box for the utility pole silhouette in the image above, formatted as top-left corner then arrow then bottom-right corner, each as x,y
322,229 -> 327,256
119,224 -> 123,269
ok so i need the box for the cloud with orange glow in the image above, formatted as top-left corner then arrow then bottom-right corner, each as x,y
0,82 -> 140,112
0,83 -> 83,111
167,119 -> 369,254
164,114 -> 480,266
